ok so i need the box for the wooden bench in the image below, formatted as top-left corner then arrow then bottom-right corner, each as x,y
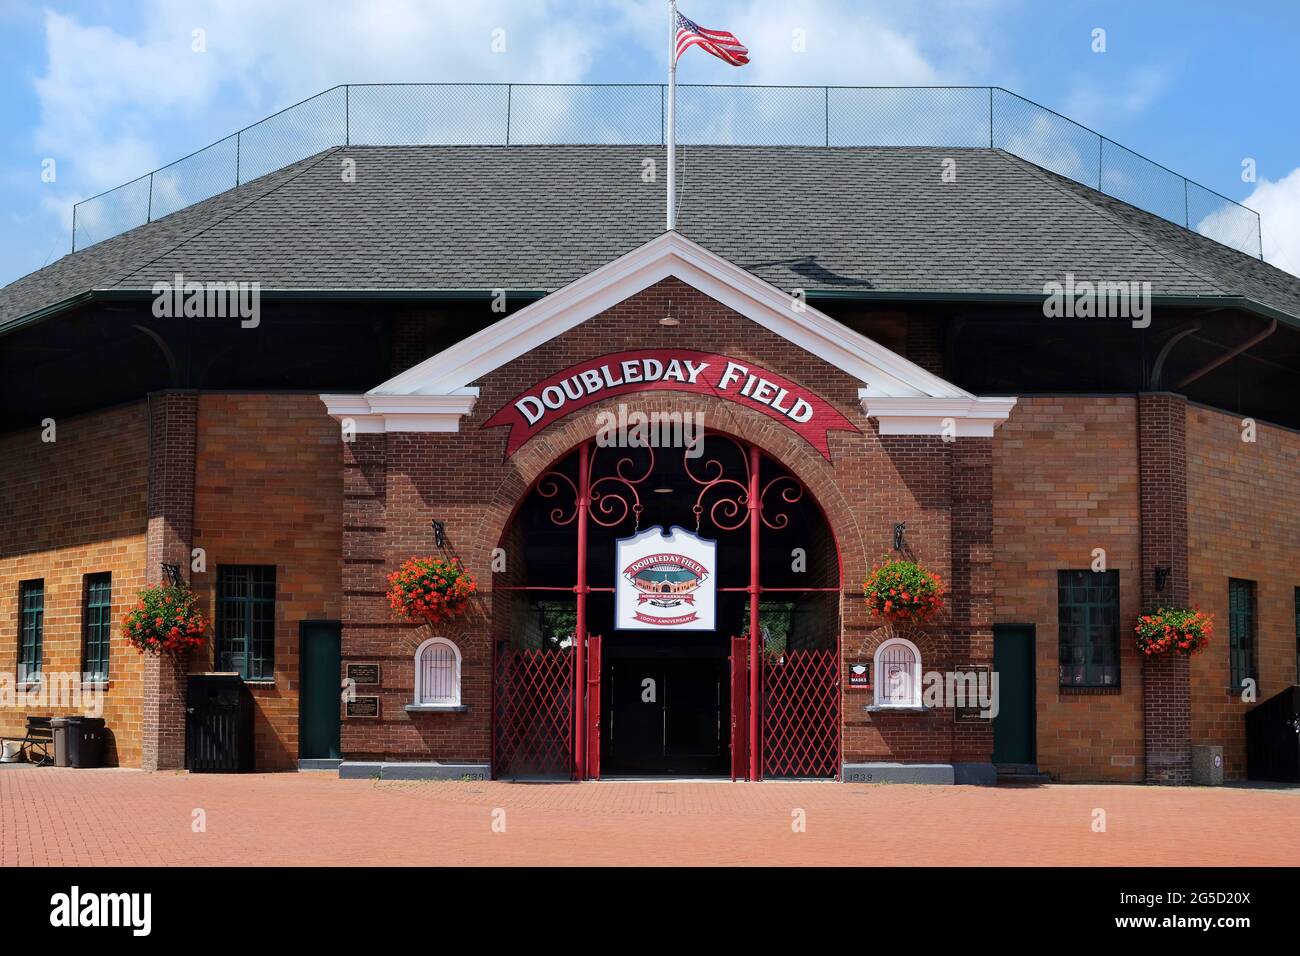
0,716 -> 54,766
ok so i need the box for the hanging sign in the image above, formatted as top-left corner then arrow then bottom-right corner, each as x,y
483,349 -> 859,460
615,526 -> 716,630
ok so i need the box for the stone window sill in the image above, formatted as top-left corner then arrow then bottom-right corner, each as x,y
405,704 -> 469,713
1059,684 -> 1121,695
866,704 -> 929,713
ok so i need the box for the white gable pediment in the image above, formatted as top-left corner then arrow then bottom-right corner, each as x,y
322,231 -> 1014,437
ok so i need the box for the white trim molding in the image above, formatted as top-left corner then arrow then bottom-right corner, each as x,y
861,395 -> 1020,438
320,231 -> 1015,437
413,636 -> 462,707
320,391 -> 479,434
874,637 -> 923,708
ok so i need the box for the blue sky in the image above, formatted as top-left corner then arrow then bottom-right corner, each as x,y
2,0 -> 1299,287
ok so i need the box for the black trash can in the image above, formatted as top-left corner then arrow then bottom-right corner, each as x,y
66,717 -> 107,768
186,674 -> 255,772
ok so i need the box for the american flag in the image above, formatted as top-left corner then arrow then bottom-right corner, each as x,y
674,11 -> 749,66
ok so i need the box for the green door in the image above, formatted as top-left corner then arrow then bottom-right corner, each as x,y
992,624 -> 1036,765
300,621 -> 341,760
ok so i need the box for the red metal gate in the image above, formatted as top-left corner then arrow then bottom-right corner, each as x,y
730,636 -> 749,781
493,646 -> 573,778
585,634 -> 602,780
497,435 -> 841,782
763,648 -> 840,779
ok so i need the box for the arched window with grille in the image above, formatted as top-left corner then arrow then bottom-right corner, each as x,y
874,637 -> 921,707
414,637 -> 462,707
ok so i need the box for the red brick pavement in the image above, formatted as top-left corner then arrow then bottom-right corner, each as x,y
1,767 -> 1296,866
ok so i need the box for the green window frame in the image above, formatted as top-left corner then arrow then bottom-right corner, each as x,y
18,580 -> 44,684
217,565 -> 276,681
82,572 -> 112,681
1228,578 -> 1258,692
1057,570 -> 1120,689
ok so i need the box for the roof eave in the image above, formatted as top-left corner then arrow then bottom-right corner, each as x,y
3,287 -> 1298,340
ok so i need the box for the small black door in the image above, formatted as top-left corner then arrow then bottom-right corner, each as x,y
604,657 -> 727,775
992,624 -> 1036,765
300,621 -> 341,760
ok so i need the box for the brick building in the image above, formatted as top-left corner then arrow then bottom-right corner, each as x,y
1,144 -> 1297,784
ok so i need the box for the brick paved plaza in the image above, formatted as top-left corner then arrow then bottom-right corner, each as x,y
1,767 -> 1296,866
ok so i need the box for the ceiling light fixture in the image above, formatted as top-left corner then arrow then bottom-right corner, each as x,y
659,299 -> 679,327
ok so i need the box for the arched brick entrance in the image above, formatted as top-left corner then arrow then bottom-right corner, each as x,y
484,395 -> 853,781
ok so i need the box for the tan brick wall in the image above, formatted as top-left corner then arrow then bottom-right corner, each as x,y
0,403 -> 148,766
992,396 -> 1145,782
189,394 -> 343,770
1187,405 -> 1300,779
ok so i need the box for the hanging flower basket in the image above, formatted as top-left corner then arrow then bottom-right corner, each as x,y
862,557 -> 945,624
122,584 -> 208,656
387,556 -> 477,626
1134,607 -> 1213,657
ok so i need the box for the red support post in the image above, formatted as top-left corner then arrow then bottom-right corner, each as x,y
747,442 -> 761,782
574,441 -> 589,780
586,634 -> 602,779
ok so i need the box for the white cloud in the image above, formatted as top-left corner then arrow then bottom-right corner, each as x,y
29,1 -> 610,252
33,1 -> 605,196
1242,167 -> 1300,277
1064,66 -> 1171,128
615,0 -> 985,85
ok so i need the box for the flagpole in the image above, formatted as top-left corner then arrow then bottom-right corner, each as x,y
666,0 -> 677,231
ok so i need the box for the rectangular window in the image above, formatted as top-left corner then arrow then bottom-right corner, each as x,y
1228,578 -> 1258,692
1295,587 -> 1299,685
18,580 -> 44,684
82,572 -> 112,681
1057,570 -> 1120,689
217,565 -> 276,681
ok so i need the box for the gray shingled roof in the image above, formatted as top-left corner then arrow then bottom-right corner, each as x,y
3,145 -> 1298,331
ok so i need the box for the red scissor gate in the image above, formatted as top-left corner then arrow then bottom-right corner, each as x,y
585,634 -> 602,780
762,648 -> 841,779
730,636 -> 749,781
493,644 -> 574,778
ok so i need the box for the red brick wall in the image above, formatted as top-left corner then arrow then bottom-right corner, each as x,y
190,394 -> 343,769
1187,404 -> 1300,779
0,402 -> 148,766
343,278 -> 994,769
1138,393 -> 1191,784
142,391 -> 197,771
992,397 -> 1145,782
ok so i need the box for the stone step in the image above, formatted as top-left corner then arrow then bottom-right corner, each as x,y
995,763 -> 1052,785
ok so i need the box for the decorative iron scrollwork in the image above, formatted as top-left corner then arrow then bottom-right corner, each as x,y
589,446 -> 653,530
686,434 -> 804,533
539,443 -> 654,531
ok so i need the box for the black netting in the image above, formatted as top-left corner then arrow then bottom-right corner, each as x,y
69,84 -> 1261,260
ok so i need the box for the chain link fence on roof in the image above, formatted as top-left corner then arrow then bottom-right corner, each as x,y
70,83 -> 1262,259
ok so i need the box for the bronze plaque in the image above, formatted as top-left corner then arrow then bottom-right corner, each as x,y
346,695 -> 380,718
347,663 -> 381,685
953,665 -> 992,723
